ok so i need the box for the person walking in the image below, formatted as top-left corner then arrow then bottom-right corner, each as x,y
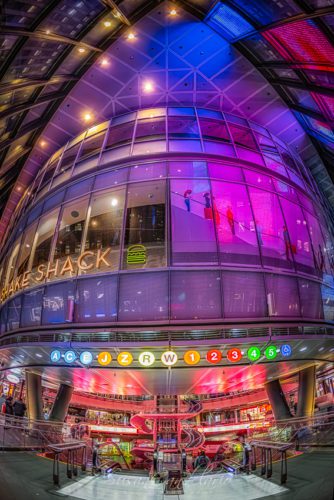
226,206 -> 235,235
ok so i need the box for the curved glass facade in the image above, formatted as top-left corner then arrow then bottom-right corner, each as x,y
0,107 -> 333,334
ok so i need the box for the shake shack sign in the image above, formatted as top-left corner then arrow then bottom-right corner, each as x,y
0,247 -> 112,303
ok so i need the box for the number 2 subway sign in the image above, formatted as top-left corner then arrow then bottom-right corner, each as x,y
0,247 -> 113,303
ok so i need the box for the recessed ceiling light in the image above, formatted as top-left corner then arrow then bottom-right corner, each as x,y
100,57 -> 109,67
78,47 -> 86,53
170,9 -> 177,15
45,30 -> 51,35
143,81 -> 154,93
299,346 -> 307,352
83,112 -> 93,122
127,32 -> 135,40
36,353 -> 43,358
40,140 -> 47,147
111,198 -> 118,207
104,21 -> 112,27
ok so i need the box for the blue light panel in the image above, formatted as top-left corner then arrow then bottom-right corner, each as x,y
206,3 -> 254,42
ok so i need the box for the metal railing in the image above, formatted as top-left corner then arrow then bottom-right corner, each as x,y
1,324 -> 334,347
0,414 -> 71,450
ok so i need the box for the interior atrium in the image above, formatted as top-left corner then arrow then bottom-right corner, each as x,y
0,1 -> 333,499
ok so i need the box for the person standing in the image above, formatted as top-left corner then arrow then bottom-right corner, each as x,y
283,225 -> 291,261
226,206 -> 235,235
13,397 -> 26,418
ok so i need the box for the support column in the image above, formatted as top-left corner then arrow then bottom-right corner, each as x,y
265,379 -> 292,421
49,384 -> 74,422
25,371 -> 44,421
296,365 -> 316,418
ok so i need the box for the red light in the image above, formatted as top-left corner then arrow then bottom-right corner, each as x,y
263,20 -> 334,72
206,349 -> 222,364
227,348 -> 242,363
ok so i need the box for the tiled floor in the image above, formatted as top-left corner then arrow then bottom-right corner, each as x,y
58,473 -> 288,499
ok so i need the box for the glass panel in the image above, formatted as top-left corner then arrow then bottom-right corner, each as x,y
222,272 -> 267,318
53,198 -> 89,278
4,237 -> 21,285
132,141 -> 166,155
16,221 -> 38,277
43,191 -> 64,213
299,279 -> 323,319
168,117 -> 199,138
321,284 -> 334,321
0,304 -> 7,335
170,271 -> 222,319
42,281 -> 75,324
273,179 -> 298,201
255,133 -> 280,161
94,168 -> 128,190
58,142 -> 81,172
279,198 -> 315,272
244,170 -> 273,190
266,275 -> 300,317
249,187 -> 293,269
130,162 -> 166,181
208,163 -> 243,182
169,140 -> 202,152
304,212 -> 330,274
30,208 -> 60,282
169,161 -> 207,178
135,118 -> 166,141
6,295 -> 21,331
21,288 -> 43,327
75,276 -> 117,322
297,191 -> 314,213
118,272 -> 168,321
77,131 -> 105,162
105,122 -> 135,148
211,181 -> 260,265
84,187 -> 125,273
199,118 -> 230,142
64,178 -> 94,202
123,181 -> 166,269
229,124 -> 258,150
171,179 -> 218,264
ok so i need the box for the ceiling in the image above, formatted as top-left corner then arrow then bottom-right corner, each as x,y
0,0 -> 334,244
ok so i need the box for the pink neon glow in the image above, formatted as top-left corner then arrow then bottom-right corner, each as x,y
263,20 -> 334,72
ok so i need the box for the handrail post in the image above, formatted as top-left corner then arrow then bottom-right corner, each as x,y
267,448 -> 272,478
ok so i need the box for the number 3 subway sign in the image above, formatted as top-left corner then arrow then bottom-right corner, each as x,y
0,247 -> 112,303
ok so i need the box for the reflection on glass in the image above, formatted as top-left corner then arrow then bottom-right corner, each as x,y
53,198 -> 89,277
211,181 -> 260,265
4,238 -> 21,285
84,188 -> 125,273
135,118 -> 166,141
30,208 -> 60,281
249,188 -> 293,269
16,221 -> 38,277
123,181 -> 166,269
171,178 -> 218,264
279,198 -> 315,272
168,117 -> 199,138
106,122 -> 134,148
77,131 -> 105,162
199,119 -> 230,142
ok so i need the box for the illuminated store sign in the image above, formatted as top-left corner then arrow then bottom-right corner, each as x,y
0,247 -> 113,303
48,344 -> 292,367
127,245 -> 147,265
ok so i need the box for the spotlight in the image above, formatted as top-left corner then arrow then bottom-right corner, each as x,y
40,140 -> 47,147
83,112 -> 93,122
78,47 -> 86,53
111,198 -> 118,207
104,21 -> 112,27
143,81 -> 154,93
100,57 -> 109,67
127,32 -> 135,40
170,9 -> 177,16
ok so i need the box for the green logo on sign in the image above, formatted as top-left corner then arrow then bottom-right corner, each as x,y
247,346 -> 261,362
127,244 -> 147,265
265,345 -> 277,360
